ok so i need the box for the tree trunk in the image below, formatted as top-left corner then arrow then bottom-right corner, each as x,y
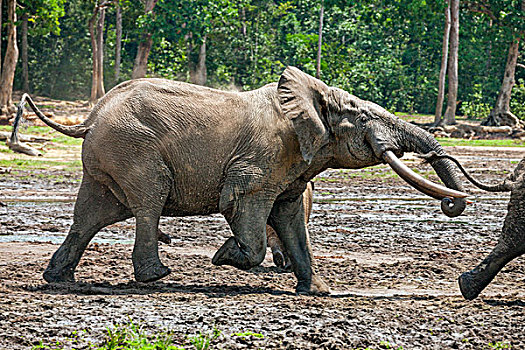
194,35 -> 207,86
482,38 -> 522,127
115,0 -> 122,81
443,0 -> 459,125
316,4 -> 324,79
89,6 -> 99,104
0,0 -> 19,117
96,7 -> 105,98
0,0 -> 3,71
131,0 -> 158,79
21,12 -> 29,92
434,0 -> 451,125
186,33 -> 196,83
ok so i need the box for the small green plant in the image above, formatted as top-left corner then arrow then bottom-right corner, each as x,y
488,341 -> 511,349
187,328 -> 221,350
231,331 -> 264,340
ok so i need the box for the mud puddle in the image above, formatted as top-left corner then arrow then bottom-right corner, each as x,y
0,147 -> 524,349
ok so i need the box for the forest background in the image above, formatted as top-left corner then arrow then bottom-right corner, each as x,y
1,0 -> 525,127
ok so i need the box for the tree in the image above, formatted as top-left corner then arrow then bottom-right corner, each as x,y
482,38 -> 522,127
434,0 -> 451,125
316,3 -> 324,79
21,12 -> 30,92
114,0 -> 122,81
0,0 -> 19,118
132,0 -> 158,79
442,0 -> 459,125
89,1 -> 108,104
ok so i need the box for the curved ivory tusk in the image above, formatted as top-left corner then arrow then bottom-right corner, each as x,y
382,150 -> 469,200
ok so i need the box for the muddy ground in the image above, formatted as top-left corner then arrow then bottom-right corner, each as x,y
1,144 -> 524,349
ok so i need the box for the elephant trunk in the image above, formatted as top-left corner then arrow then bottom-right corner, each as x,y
367,120 -> 467,217
398,121 -> 467,217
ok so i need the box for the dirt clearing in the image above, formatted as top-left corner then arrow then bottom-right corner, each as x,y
1,145 -> 524,349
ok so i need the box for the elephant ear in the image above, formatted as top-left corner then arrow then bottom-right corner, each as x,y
278,66 -> 330,164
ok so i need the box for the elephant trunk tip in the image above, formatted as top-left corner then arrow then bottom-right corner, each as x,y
441,197 -> 467,217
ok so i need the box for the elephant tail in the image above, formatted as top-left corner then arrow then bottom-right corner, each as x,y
12,94 -> 90,141
418,152 -> 512,192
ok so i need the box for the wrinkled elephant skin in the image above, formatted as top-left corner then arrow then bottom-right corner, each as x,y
13,67 -> 467,295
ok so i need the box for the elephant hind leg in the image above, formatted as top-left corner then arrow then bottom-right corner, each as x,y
44,174 -> 132,283
115,162 -> 173,283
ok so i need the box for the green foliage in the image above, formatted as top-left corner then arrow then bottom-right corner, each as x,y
14,0 -> 525,116
231,331 -> 264,339
510,78 -> 525,121
187,328 -> 221,350
487,341 -> 512,349
460,84 -> 492,120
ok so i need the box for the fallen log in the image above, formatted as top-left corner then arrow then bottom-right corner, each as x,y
0,131 -> 51,142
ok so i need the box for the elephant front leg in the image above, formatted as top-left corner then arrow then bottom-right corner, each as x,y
269,197 -> 329,295
212,197 -> 271,270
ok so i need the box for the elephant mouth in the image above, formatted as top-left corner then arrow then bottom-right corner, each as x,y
382,150 -> 469,200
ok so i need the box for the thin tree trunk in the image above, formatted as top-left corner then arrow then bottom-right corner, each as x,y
434,0 -> 451,125
0,0 -> 3,71
131,0 -> 158,79
443,0 -> 459,125
96,7 -> 105,98
194,35 -> 207,86
0,0 -> 18,116
186,32 -> 196,83
21,12 -> 29,92
89,6 -> 99,104
482,38 -> 521,127
115,0 -> 122,81
316,4 -> 324,79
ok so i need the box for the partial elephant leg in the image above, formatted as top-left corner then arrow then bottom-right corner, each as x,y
268,195 -> 329,295
267,182 -> 314,269
44,174 -> 132,283
213,197 -> 272,270
267,224 -> 288,268
459,186 -> 525,300
122,165 -> 173,283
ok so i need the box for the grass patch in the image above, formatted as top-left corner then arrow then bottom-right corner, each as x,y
0,158 -> 82,172
31,321 -> 224,350
437,137 -> 525,147
0,125 -> 83,147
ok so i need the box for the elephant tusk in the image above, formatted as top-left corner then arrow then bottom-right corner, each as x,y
382,150 -> 469,200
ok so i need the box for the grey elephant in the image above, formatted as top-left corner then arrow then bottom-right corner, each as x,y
267,182 -> 314,269
13,67 -> 468,294
421,152 -> 524,300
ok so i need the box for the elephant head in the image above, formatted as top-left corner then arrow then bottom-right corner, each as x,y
278,66 -> 468,217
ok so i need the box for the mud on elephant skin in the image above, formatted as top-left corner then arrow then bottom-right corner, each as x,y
12,67 -> 467,295
422,152 -> 525,300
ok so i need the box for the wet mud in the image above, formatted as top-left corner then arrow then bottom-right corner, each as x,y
0,146 -> 524,349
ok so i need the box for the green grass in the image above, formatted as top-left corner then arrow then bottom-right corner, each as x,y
0,125 -> 83,147
436,137 -> 525,147
31,321 -> 223,350
0,158 -> 82,172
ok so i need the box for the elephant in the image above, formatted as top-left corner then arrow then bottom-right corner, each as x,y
267,182 -> 314,269
12,67 -> 468,294
420,152 -> 524,300
157,182 -> 314,270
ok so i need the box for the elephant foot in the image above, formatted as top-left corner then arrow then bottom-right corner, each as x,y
157,229 -> 172,244
295,275 -> 330,295
458,271 -> 481,301
212,237 -> 263,271
134,260 -> 171,283
43,267 -> 75,283
272,249 -> 286,268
